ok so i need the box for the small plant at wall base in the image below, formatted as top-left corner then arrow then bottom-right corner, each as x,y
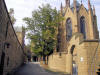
23,4 -> 63,64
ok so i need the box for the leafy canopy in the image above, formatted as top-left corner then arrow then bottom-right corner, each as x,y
23,4 -> 63,57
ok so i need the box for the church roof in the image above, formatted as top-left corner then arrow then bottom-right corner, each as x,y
70,1 -> 80,8
70,1 -> 81,11
62,1 -> 82,16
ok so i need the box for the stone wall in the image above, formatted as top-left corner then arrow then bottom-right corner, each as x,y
77,41 -> 99,75
48,34 -> 100,75
0,0 -> 25,75
84,41 -> 100,75
48,52 -> 67,72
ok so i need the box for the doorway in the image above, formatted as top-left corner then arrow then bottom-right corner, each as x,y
70,45 -> 78,75
73,61 -> 78,75
0,52 -> 5,75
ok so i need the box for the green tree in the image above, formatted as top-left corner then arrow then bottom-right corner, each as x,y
23,4 -> 63,62
9,8 -> 16,25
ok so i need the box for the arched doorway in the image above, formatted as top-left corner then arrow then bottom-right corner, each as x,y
70,45 -> 78,75
80,16 -> 86,39
66,18 -> 72,41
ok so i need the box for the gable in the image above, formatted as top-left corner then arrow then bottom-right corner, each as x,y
64,7 -> 73,18
78,4 -> 88,17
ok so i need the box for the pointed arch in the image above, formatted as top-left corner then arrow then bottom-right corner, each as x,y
80,16 -> 86,39
66,18 -> 72,41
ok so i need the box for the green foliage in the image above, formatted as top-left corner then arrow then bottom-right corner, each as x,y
23,4 -> 63,57
9,8 -> 16,25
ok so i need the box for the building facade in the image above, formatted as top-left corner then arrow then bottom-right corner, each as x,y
48,0 -> 100,75
0,0 -> 25,75
14,26 -> 25,49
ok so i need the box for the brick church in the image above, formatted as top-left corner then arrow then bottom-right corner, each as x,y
48,0 -> 100,75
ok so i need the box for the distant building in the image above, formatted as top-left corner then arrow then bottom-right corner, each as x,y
14,26 -> 25,49
48,0 -> 100,75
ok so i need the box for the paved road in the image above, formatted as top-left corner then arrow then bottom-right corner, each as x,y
14,62 -> 66,75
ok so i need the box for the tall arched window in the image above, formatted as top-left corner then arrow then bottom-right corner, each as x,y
80,16 -> 86,39
66,18 -> 72,41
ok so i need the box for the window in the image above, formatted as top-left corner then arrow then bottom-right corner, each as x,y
66,18 -> 72,41
80,16 -> 86,39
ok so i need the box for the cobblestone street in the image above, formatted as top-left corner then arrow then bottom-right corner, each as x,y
14,62 -> 66,75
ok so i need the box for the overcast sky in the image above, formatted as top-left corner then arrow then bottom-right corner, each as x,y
5,0 -> 100,44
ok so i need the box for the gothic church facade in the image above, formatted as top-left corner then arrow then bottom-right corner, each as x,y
48,0 -> 100,75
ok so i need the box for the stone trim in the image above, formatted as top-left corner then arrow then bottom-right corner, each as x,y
79,39 -> 99,45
